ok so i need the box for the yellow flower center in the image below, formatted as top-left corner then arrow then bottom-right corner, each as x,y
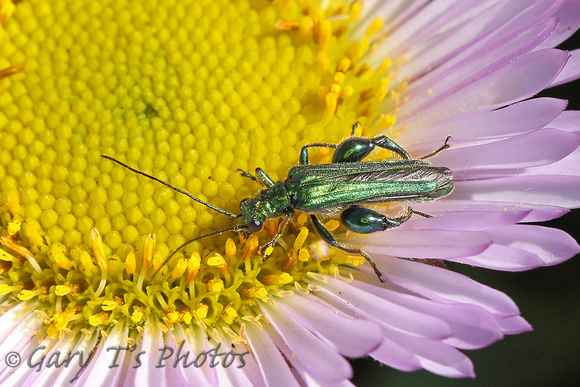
0,0 -> 404,341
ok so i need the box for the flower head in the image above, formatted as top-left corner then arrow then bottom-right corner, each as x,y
0,0 -> 579,385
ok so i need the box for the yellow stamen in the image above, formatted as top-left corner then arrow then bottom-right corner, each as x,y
293,227 -> 309,250
54,285 -> 71,296
78,249 -> 95,273
51,245 -> 73,271
125,251 -> 136,275
186,251 -> 201,283
6,191 -> 20,216
90,228 -> 107,273
225,238 -> 236,259
88,312 -> 110,327
274,19 -> 299,31
171,258 -> 187,280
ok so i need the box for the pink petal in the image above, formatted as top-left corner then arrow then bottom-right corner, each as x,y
370,336 -> 422,372
513,145 -> 580,177
487,225 -> 580,265
260,302 -> 353,384
397,97 -> 567,144
372,256 -> 521,316
52,335 -> 100,386
453,244 -> 546,271
451,175 -> 580,208
123,328 -> 167,387
350,280 -> 504,350
310,275 -> 452,339
279,293 -> 383,357
412,200 -> 569,222
429,129 -> 579,170
537,0 -> 580,49
215,339 -> 261,387
399,0 -> 564,80
165,326 -> 217,387
383,329 -> 475,378
74,326 -> 128,387
357,229 -> 491,259
400,49 -> 569,129
497,316 -> 533,334
397,209 -> 530,231
549,110 -> 580,132
551,48 -> 580,86
245,321 -> 300,387
405,19 -> 558,102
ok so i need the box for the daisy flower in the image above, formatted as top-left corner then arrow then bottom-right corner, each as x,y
1,0 -> 579,385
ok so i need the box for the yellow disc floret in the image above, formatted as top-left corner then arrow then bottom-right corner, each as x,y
0,0 -> 404,343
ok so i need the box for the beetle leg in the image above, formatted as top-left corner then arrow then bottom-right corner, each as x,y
370,136 -> 412,160
254,168 -> 276,188
236,168 -> 276,188
332,134 -> 411,163
236,169 -> 258,182
310,215 -> 386,282
299,143 -> 338,165
260,211 -> 294,260
349,122 -> 361,137
419,136 -> 452,159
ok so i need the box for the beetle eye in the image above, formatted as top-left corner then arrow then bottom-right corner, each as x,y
248,220 -> 262,232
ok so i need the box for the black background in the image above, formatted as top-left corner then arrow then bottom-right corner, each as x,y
351,31 -> 580,387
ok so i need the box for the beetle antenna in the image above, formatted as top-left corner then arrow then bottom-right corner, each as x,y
101,155 -> 240,218
151,224 -> 247,280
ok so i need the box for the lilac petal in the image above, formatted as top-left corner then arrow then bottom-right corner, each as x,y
0,304 -> 31,343
357,229 -> 490,259
260,302 -> 353,384
370,336 -> 422,372
453,244 -> 546,271
0,337 -> 36,383
429,129 -> 580,170
497,316 -> 533,334
302,374 -> 355,387
487,225 -> 580,265
513,145 -> 580,177
0,309 -> 42,384
3,338 -> 43,386
52,335 -> 100,386
373,256 -> 520,316
384,329 -> 475,378
551,48 -> 580,86
405,19 -> 558,103
451,175 -> 580,208
397,209 -> 530,231
309,275 -> 452,339
411,200 -> 569,222
350,280 -> 504,350
265,327 -> 354,387
123,328 -> 167,387
279,293 -> 383,357
165,326 -> 217,387
23,340 -> 77,386
381,0 -> 472,57
74,326 -> 128,386
549,110 -> 580,132
398,0 -> 563,82
400,49 -> 569,129
374,0 -> 431,33
356,0 -> 429,39
397,97 -> 567,144
215,339 -> 260,387
244,321 -> 300,387
537,0 -> 580,48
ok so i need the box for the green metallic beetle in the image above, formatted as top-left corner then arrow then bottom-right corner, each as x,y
102,123 -> 453,282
